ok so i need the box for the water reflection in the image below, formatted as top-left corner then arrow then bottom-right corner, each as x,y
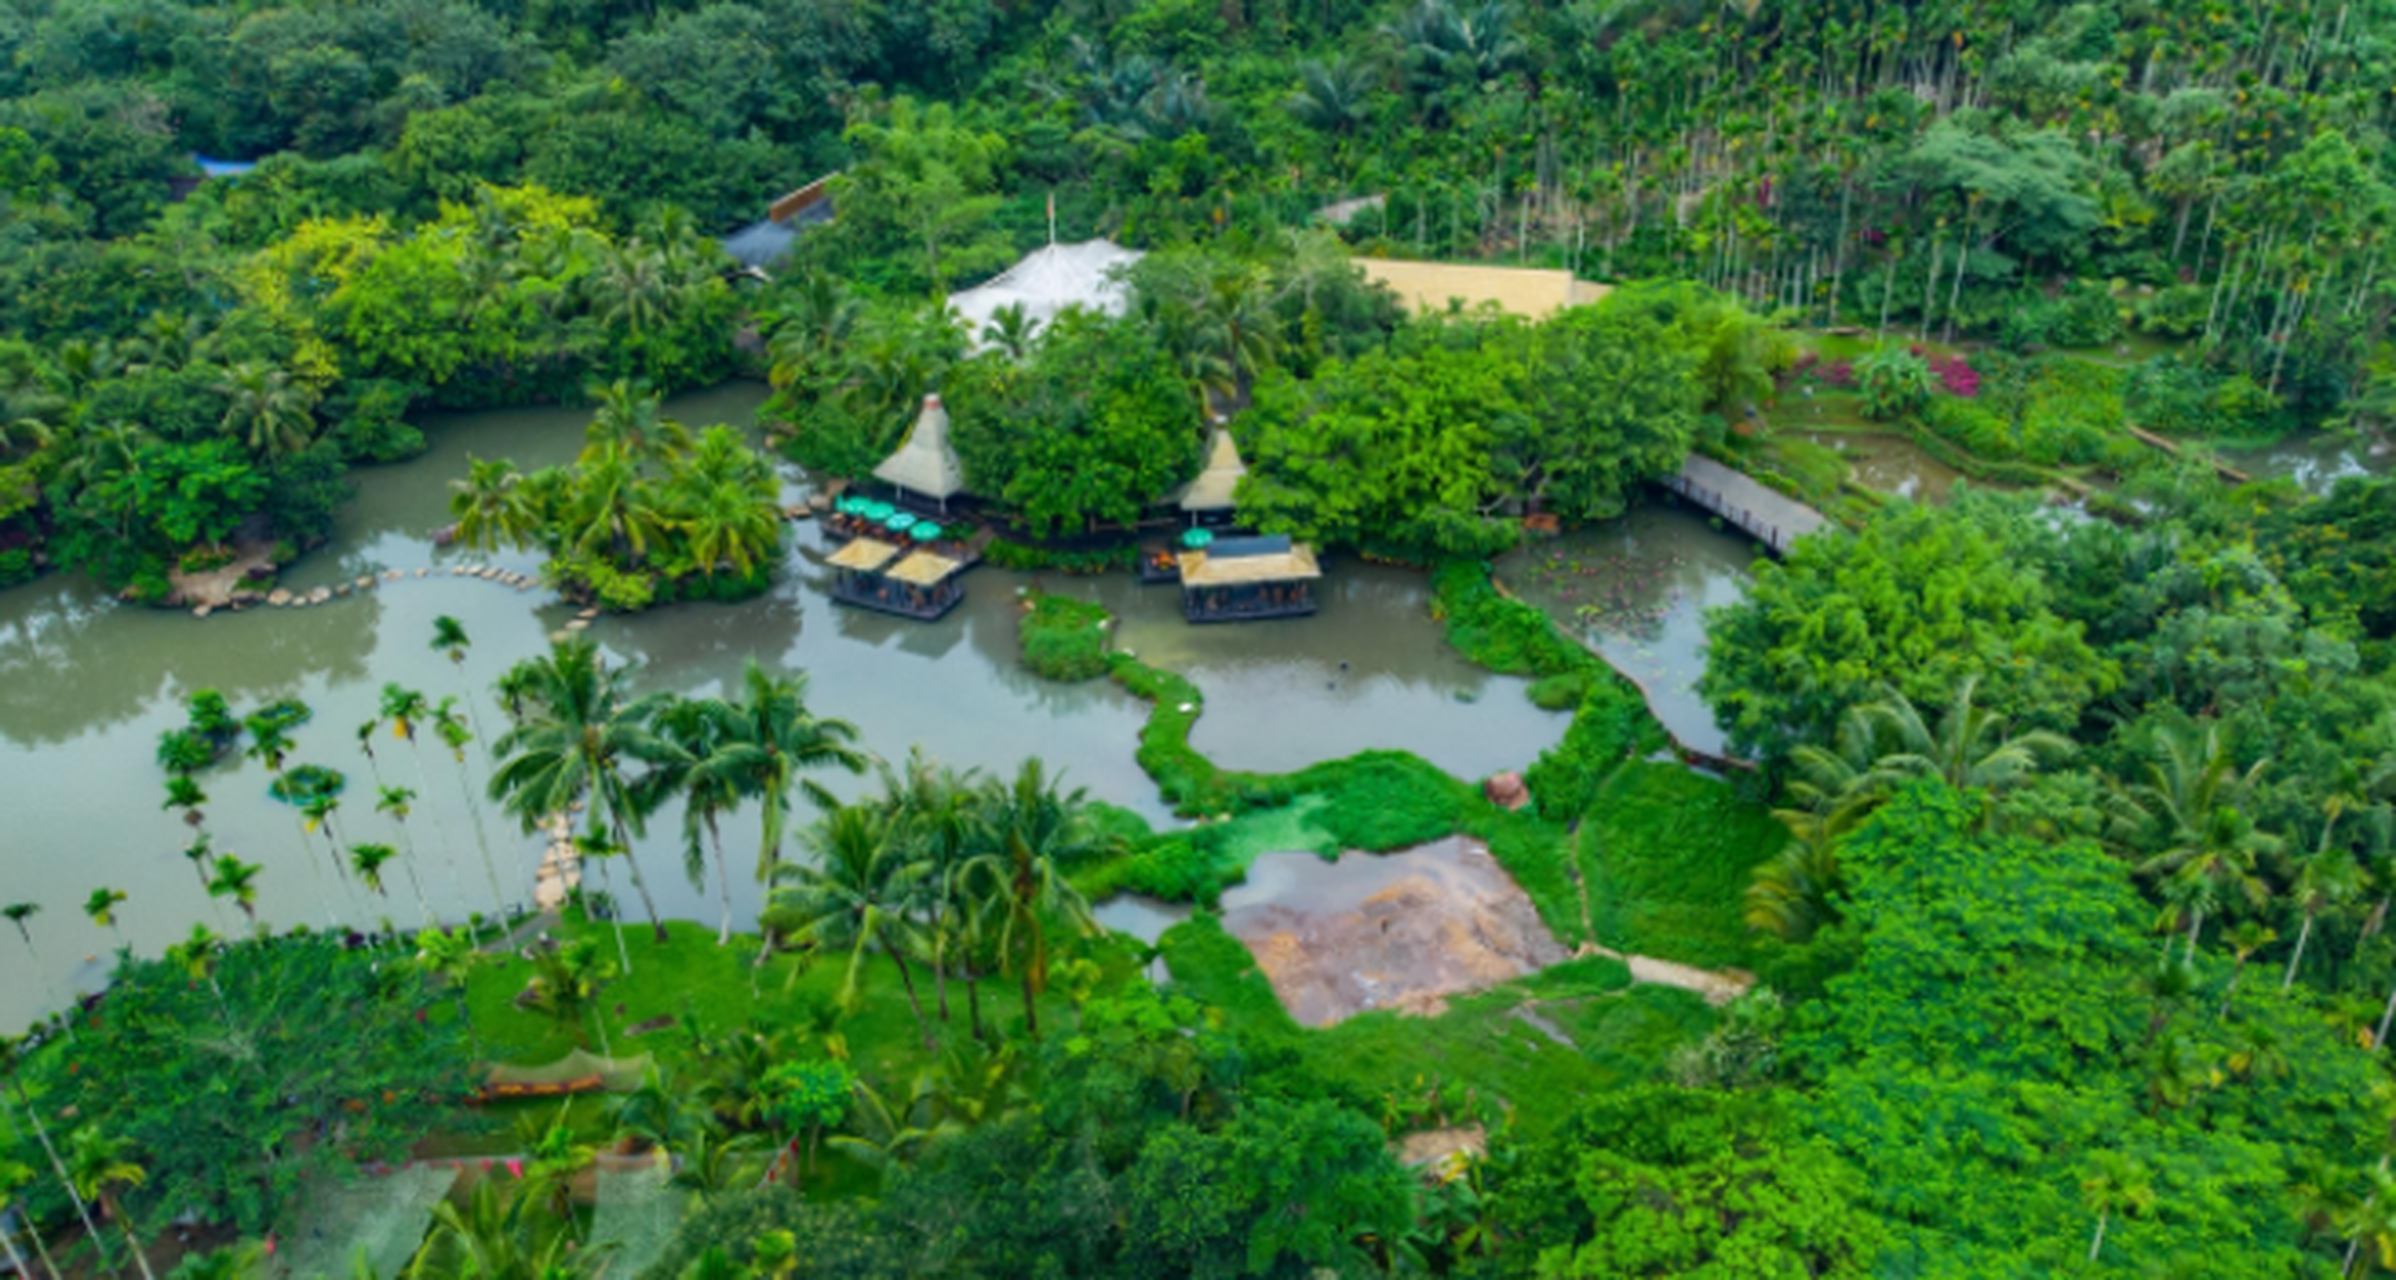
1794,431 -> 1965,503
1497,504 -> 1757,755
0,381 -> 1573,1030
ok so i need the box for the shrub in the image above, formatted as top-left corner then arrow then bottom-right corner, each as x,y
1524,685 -> 1664,823
1855,346 -> 1933,420
2046,280 -> 2124,349
983,539 -> 1137,573
1019,592 -> 1112,682
0,548 -> 32,587
1923,396 -> 2020,461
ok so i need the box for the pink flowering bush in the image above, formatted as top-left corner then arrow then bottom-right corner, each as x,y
1932,354 -> 1980,398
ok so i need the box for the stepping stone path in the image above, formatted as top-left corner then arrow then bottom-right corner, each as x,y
267,589 -> 292,606
564,619 -> 589,632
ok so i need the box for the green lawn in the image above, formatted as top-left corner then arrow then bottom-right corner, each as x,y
1579,763 -> 1785,971
1158,915 -> 1710,1137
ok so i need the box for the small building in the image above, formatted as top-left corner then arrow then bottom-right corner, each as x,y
825,537 -> 967,621
873,395 -> 969,512
1179,535 -> 1322,623
720,173 -> 839,272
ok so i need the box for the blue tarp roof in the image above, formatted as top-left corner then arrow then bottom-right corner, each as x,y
721,219 -> 799,269
194,155 -> 257,178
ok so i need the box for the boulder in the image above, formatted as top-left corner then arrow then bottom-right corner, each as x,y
267,589 -> 293,607
1484,772 -> 1530,812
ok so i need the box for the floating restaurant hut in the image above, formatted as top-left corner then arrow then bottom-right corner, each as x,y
872,395 -> 968,513
826,532 -> 968,620
1179,534 -> 1322,623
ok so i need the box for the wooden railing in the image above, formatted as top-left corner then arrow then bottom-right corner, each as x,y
1655,473 -> 1797,556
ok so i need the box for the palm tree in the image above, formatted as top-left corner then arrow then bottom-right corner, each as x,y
206,856 -> 263,927
3,902 -> 39,952
979,303 -> 1038,362
582,381 -> 688,465
83,888 -> 128,950
1286,56 -> 1374,135
665,429 -> 781,583
882,751 -> 979,1024
2120,722 -> 2278,960
212,362 -> 317,463
713,661 -> 865,886
245,711 -> 341,928
349,844 -> 400,899
162,776 -> 208,839
647,697 -> 747,946
0,1037 -> 110,1280
2080,1150 -> 2155,1263
434,696 -> 514,921
827,1076 -> 957,1189
384,685 -> 509,928
407,1177 -> 581,1280
1846,677 -> 2075,809
414,926 -> 486,1059
524,937 -> 617,1054
764,805 -> 933,1045
449,456 -> 539,554
487,640 -> 673,946
66,1130 -> 155,1280
375,783 -> 457,937
962,760 -> 1104,1041
0,1157 -> 64,1280
2288,814 -> 2370,990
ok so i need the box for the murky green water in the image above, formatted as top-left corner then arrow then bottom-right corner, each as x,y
1495,505 -> 1759,756
2220,432 -> 2392,494
1794,431 -> 1965,503
0,384 -> 1571,1029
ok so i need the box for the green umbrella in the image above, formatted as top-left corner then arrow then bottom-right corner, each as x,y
884,512 -> 919,531
1180,528 -> 1216,550
909,522 -> 944,542
837,495 -> 867,515
862,501 -> 896,521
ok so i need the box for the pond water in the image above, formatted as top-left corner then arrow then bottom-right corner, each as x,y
1793,431 -> 1966,503
1494,505 -> 1758,756
2220,432 -> 2395,494
0,384 -> 1569,1030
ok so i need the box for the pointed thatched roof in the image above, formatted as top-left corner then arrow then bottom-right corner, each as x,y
873,395 -> 967,500
1176,426 -> 1248,512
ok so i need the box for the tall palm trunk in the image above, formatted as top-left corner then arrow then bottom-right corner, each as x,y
447,748 -> 514,930
607,809 -> 670,945
888,948 -> 933,1051
4,1091 -> 110,1280
2283,910 -> 2317,989
1,1192 -> 49,1280
405,744 -> 482,936
705,819 -> 736,947
98,1194 -> 154,1280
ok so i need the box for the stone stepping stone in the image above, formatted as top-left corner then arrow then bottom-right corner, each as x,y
383,570 -> 403,582
355,576 -> 374,590
414,568 -> 428,578
548,630 -> 571,644
563,619 -> 590,632
267,589 -> 292,607
308,587 -> 332,604
192,605 -> 211,619
333,584 -> 351,598
576,608 -> 599,621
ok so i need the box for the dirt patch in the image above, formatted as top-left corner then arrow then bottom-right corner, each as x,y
166,535 -> 277,609
1393,1124 -> 1486,1173
1221,836 -> 1569,1027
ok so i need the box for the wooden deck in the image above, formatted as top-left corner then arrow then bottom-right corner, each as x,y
1184,599 -> 1318,623
828,577 -> 963,621
1657,455 -> 1830,556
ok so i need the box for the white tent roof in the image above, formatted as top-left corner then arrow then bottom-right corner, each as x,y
873,395 -> 967,500
948,240 -> 1144,351
1176,426 -> 1248,512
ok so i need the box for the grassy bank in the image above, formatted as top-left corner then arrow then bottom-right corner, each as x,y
1018,591 -> 1112,681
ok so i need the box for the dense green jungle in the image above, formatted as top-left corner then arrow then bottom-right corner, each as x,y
15,0 -> 2396,1276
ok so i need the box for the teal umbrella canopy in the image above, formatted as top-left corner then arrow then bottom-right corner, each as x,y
1180,528 -> 1216,550
884,511 -> 919,532
909,522 -> 944,542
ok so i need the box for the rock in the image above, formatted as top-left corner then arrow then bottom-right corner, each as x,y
383,570 -> 402,582
267,589 -> 293,607
1484,772 -> 1530,812
309,587 -> 332,604
415,568 -> 428,578
548,630 -> 571,644
355,576 -> 374,590
450,565 -> 467,577
576,608 -> 599,621
564,618 -> 590,632
192,605 -> 212,619
334,583 -> 351,597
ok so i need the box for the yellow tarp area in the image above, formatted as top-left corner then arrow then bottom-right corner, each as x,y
1353,259 -> 1611,318
1180,544 -> 1322,587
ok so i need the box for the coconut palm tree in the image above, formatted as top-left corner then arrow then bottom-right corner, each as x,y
827,1075 -> 957,1189
524,937 -> 617,1054
206,855 -> 263,927
2120,721 -> 2278,960
582,381 -> 688,465
1846,676 -> 2075,810
713,661 -> 865,886
2080,1150 -> 2155,1264
212,362 -> 316,463
764,805 -> 933,1045
646,697 -> 747,946
488,639 -> 674,947
961,760 -> 1104,1041
66,1130 -> 154,1280
449,456 -> 539,554
2288,804 -> 2373,989
0,1037 -> 110,1280
882,751 -> 980,1023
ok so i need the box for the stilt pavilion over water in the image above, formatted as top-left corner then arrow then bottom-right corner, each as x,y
1178,535 -> 1321,623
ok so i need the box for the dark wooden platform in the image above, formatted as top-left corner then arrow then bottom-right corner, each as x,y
829,578 -> 963,621
1184,600 -> 1318,623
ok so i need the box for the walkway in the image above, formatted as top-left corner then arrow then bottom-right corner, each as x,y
1658,455 -> 1828,556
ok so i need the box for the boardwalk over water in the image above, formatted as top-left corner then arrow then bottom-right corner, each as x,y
1657,455 -> 1829,556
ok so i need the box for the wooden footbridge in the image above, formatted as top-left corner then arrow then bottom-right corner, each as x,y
1656,455 -> 1829,556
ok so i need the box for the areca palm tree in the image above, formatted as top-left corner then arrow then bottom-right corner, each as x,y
213,362 -> 317,462
488,639 -> 673,945
3,903 -> 73,1044
0,1157 -> 62,1280
764,804 -> 933,1045
206,855 -> 262,926
83,888 -> 128,948
449,456 -> 539,553
2288,804 -> 2372,989
2080,1150 -> 2155,1263
713,661 -> 865,886
0,1037 -> 109,1280
246,711 -> 341,928
67,1130 -> 155,1280
384,685 -> 508,927
962,760 -> 1104,1041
